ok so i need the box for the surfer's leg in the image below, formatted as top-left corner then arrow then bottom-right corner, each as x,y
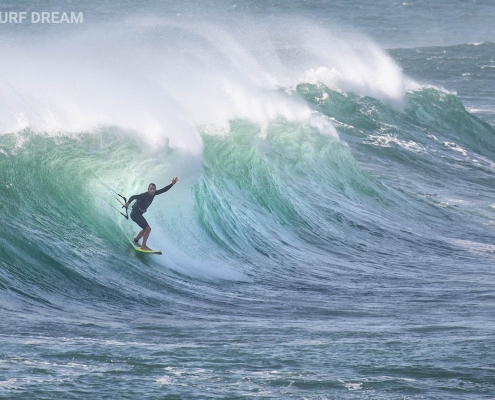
141,226 -> 152,250
134,230 -> 144,244
130,210 -> 152,250
131,211 -> 149,246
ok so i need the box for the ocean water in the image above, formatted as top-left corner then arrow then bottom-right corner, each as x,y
1,1 -> 495,398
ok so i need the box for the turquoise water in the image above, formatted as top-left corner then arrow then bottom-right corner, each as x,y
1,1 -> 495,398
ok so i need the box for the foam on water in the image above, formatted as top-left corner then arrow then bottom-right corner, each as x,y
0,15 -> 410,151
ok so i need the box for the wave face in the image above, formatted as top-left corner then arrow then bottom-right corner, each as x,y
1,3 -> 495,398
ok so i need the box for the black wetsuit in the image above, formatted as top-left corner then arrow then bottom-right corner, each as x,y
128,183 -> 174,229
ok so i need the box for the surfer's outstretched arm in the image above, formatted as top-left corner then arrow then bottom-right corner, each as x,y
155,177 -> 178,195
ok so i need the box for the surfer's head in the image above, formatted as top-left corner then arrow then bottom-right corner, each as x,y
148,183 -> 156,195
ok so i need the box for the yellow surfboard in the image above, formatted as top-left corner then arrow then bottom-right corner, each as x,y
131,240 -> 162,255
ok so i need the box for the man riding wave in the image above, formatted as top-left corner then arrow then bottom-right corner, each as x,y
124,177 -> 178,251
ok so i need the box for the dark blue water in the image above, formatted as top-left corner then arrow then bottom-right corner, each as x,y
1,1 -> 495,398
